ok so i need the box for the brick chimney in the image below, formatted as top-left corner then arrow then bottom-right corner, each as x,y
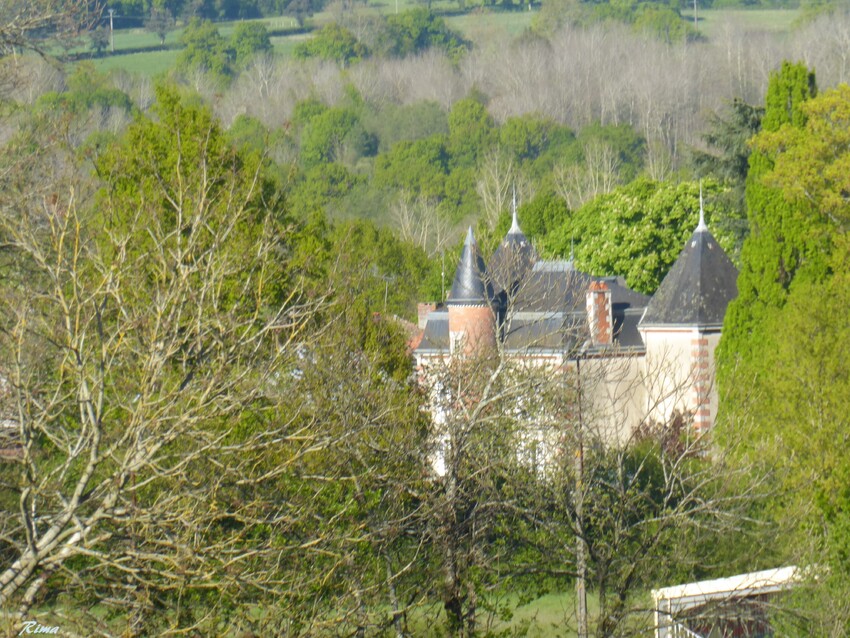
586,281 -> 612,346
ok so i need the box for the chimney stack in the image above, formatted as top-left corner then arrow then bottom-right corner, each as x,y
587,281 -> 613,346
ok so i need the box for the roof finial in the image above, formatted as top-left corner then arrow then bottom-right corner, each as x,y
510,185 -> 521,234
697,181 -> 708,232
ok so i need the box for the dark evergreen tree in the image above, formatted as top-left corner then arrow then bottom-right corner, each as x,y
717,62 -> 826,397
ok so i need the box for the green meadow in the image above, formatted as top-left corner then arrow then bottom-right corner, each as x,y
83,6 -> 802,78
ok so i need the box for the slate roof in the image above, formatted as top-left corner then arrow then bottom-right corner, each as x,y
640,222 -> 738,329
448,227 -> 493,306
503,268 -> 650,352
417,214 -> 736,358
417,310 -> 449,351
488,208 -> 538,297
513,261 -> 590,313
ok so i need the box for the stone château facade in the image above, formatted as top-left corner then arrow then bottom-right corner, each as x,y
413,200 -> 738,441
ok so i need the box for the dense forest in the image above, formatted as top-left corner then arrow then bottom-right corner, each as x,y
0,0 -> 849,635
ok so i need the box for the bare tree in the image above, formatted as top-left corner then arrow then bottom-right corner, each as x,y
390,191 -> 453,258
554,140 -> 622,210
0,0 -> 97,56
0,87 -> 320,629
475,147 -> 515,230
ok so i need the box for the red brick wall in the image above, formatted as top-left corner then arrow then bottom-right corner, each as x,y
448,305 -> 496,356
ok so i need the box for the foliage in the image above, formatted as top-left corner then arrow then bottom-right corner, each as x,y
366,100 -> 449,153
489,186 -> 569,252
716,70 -> 850,633
176,18 -> 232,82
373,8 -> 470,61
374,134 -> 449,200
533,0 -> 699,42
329,219 -> 441,319
226,113 -> 288,156
578,122 -> 646,183
299,105 -> 375,168
0,0 -> 97,55
0,82 -> 298,626
718,61 -> 821,399
282,0 -> 326,26
691,97 -> 763,252
36,64 -> 135,116
89,26 -> 109,54
755,83 -> 850,232
500,113 -> 578,176
230,21 -> 272,68
447,94 -> 496,170
145,7 -> 175,46
289,161 -> 365,215
545,178 -> 732,294
292,23 -> 368,65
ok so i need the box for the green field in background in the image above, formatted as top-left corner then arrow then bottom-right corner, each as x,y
81,7 -> 801,78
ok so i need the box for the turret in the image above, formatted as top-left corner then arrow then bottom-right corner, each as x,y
639,189 -> 738,432
447,227 -> 496,356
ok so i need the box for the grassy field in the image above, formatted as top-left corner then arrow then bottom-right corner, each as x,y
406,590 -> 653,637
447,8 -> 535,42
83,6 -> 802,78
698,7 -> 800,39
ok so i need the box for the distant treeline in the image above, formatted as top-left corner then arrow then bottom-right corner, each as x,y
105,0 -> 806,25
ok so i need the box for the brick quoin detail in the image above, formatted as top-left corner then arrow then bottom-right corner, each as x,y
448,305 -> 496,356
691,334 -> 711,429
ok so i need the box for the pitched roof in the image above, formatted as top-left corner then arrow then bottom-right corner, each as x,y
448,227 -> 493,306
640,223 -> 738,329
417,310 -> 449,351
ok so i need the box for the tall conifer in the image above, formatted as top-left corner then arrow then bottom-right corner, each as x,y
717,62 -> 826,394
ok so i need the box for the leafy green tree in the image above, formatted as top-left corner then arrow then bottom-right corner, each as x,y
374,135 -> 449,200
373,8 -> 469,61
533,0 -> 698,42
289,162 -> 364,216
718,62 -> 822,395
367,100 -> 448,153
713,74 -> 850,633
291,96 -> 328,127
283,0 -> 324,27
545,178 -> 732,294
299,106 -> 370,168
632,2 -> 699,44
691,97 -> 763,251
0,82 -> 300,625
754,83 -> 850,232
176,18 -> 232,82
292,22 -> 368,65
497,114 -> 580,182
447,94 -> 495,170
89,25 -> 109,55
578,121 -> 645,182
35,63 -> 135,117
229,21 -> 272,68
145,7 -> 175,46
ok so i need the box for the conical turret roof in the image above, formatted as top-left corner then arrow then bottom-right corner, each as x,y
448,227 -> 493,306
640,214 -> 738,329
488,198 -> 538,296
641,199 -> 738,329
